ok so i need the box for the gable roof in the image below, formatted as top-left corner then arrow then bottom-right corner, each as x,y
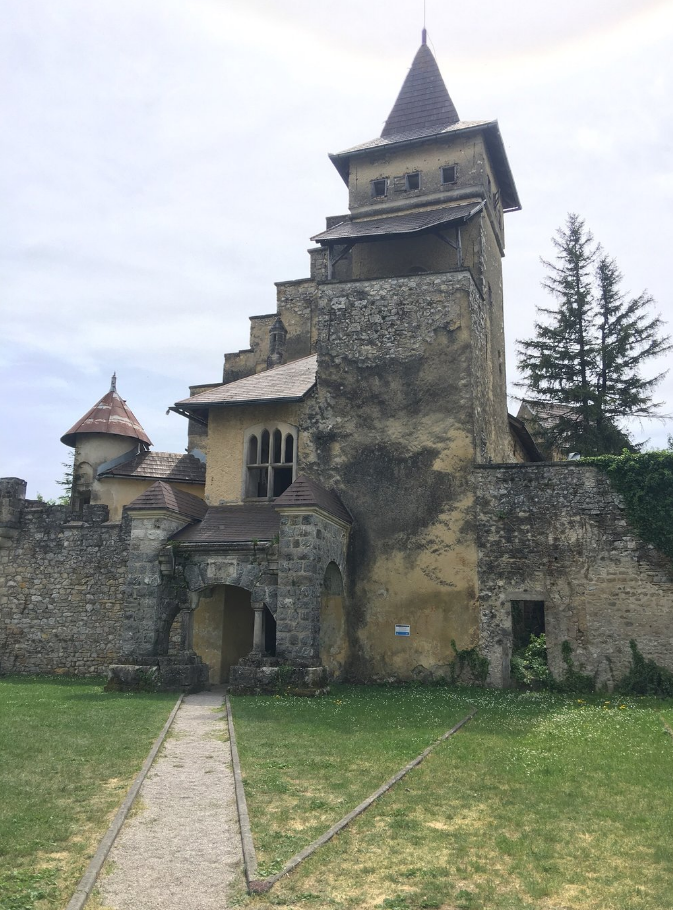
61,386 -> 151,448
98,451 -> 205,485
172,504 -> 280,545
274,476 -> 352,525
382,42 -> 459,139
125,481 -> 207,521
174,354 -> 317,413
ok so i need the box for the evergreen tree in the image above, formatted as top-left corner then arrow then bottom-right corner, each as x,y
518,214 -> 671,456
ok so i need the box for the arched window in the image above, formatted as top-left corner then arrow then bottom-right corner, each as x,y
243,423 -> 298,500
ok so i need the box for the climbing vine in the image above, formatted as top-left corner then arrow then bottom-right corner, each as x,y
583,450 -> 673,559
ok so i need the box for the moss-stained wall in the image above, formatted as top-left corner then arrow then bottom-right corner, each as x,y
300,271 -> 491,680
475,463 -> 673,688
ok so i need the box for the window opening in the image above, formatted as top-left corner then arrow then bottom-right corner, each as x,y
511,600 -> 545,651
441,165 -> 457,185
248,434 -> 258,465
273,428 -> 282,463
260,429 -> 270,464
245,423 -> 298,500
371,178 -> 388,198
264,605 -> 277,656
405,172 -> 421,191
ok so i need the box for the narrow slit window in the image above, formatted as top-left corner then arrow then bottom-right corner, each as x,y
247,434 -> 258,465
260,429 -> 270,464
273,429 -> 282,464
284,434 -> 294,463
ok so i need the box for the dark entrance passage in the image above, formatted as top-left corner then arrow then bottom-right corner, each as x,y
193,585 -> 254,683
511,600 -> 545,650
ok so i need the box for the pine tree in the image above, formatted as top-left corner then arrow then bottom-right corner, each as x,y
518,214 -> 671,456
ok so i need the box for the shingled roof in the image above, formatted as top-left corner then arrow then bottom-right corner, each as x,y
98,451 -> 205,485
172,504 -> 280,545
382,41 -> 459,139
274,476 -> 352,525
61,379 -> 152,448
311,202 -> 483,244
327,41 -> 521,213
175,354 -> 317,412
125,481 -> 208,521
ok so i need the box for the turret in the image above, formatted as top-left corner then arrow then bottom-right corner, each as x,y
61,374 -> 151,512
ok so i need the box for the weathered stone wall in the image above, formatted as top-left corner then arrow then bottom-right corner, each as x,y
299,271 -> 485,681
275,509 -> 349,663
0,493 -> 130,675
475,463 -> 673,688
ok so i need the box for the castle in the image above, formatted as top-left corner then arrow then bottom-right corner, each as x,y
1,38 -> 671,690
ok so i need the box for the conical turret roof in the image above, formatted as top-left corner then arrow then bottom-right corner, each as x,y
61,375 -> 152,448
381,41 -> 459,139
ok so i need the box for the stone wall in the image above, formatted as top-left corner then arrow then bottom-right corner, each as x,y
0,489 -> 130,675
275,509 -> 349,663
302,271 -> 484,681
475,463 -> 673,688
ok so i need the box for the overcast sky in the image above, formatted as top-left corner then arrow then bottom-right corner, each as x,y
2,0 -> 672,498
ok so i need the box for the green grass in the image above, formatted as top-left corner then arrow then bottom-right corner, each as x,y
231,686 -> 673,910
0,676 -> 176,910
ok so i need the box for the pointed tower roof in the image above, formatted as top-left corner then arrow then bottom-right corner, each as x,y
381,41 -> 459,139
61,375 -> 152,448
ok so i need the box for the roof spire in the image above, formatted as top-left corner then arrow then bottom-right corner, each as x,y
110,372 -> 117,393
421,27 -> 427,45
381,42 -> 459,139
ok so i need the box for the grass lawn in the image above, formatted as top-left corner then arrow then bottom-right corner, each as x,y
0,676 -> 176,910
231,686 -> 673,910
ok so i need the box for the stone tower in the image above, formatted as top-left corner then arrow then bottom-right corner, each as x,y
303,36 -> 522,679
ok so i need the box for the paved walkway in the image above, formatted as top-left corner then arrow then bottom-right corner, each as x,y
93,689 -> 243,910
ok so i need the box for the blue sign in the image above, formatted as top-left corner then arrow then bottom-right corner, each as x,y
395,624 -> 411,637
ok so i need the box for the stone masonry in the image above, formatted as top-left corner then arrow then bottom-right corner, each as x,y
475,463 -> 673,688
0,480 -> 130,675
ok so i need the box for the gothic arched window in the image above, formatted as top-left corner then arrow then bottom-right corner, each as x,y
243,423 -> 298,500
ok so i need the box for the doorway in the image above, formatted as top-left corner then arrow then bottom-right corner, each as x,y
193,585 -> 254,683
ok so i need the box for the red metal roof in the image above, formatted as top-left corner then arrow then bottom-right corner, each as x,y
61,382 -> 151,448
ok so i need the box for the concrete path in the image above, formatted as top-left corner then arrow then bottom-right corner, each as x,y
93,689 -> 243,910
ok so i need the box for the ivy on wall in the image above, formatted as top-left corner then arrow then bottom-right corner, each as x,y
583,450 -> 673,559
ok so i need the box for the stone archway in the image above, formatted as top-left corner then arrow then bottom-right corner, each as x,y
320,562 -> 348,679
192,585 -> 254,683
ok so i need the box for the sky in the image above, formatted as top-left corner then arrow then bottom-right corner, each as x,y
2,0 -> 672,499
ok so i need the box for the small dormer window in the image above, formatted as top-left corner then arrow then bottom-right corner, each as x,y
405,172 -> 421,191
371,178 -> 388,198
441,165 -> 458,185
